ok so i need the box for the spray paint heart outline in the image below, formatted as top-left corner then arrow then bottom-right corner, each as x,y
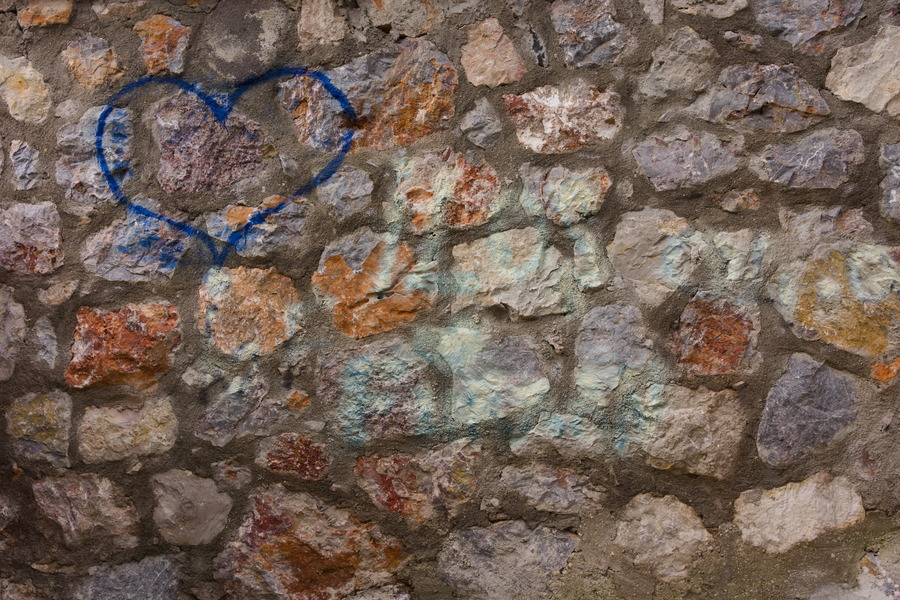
94,66 -> 358,266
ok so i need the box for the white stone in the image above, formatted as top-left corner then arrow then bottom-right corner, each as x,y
826,25 -> 900,118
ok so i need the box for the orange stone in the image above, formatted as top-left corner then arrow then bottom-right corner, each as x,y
672,297 -> 757,376
64,304 -> 181,390
17,0 -> 72,27
133,14 -> 190,75
872,357 -> 900,382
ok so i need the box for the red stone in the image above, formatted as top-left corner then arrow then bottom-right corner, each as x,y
672,298 -> 756,376
256,434 -> 330,480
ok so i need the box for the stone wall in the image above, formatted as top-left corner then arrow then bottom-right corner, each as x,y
1,0 -> 900,598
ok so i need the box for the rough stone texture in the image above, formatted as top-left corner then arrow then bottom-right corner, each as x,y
510,412 -> 606,458
133,14 -> 189,74
359,0 -> 443,38
0,54 -> 51,123
151,470 -> 232,546
316,168 -> 373,218
733,473 -> 865,553
438,520 -> 578,600
196,267 -> 301,359
197,0 -> 289,81
77,397 -> 178,463
460,18 -> 525,87
607,208 -> 706,307
633,127 -> 742,191
17,0 -> 72,26
0,202 -> 62,274
755,0 -> 863,47
672,295 -> 760,376
751,128 -> 865,188
205,196 -> 307,258
0,285 -> 26,382
255,433 -> 330,480
32,316 -> 57,369
216,485 -> 405,599
519,163 -> 611,226
65,303 -> 181,389
671,0 -> 747,18
355,439 -> 481,524
71,556 -> 179,600
61,33 -> 123,89
826,25 -> 900,118
639,27 -> 718,100
756,354 -> 857,468
882,143 -> 900,219
712,229 -> 768,281
500,464 -> 604,513
298,0 -> 345,50
459,98 -> 503,149
550,0 -> 629,67
614,494 -> 712,582
10,140 -> 39,190
5,390 -> 71,468
32,473 -> 139,549
503,80 -> 624,153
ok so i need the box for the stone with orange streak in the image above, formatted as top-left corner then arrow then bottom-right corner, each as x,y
392,149 -> 500,233
672,295 -> 760,376
64,303 -> 181,390
216,485 -> 405,599
61,34 -> 124,90
206,196 -> 307,257
133,14 -> 190,74
312,228 -> 437,339
255,433 -> 330,480
17,0 -> 72,27
197,267 -> 302,360
872,357 -> 900,382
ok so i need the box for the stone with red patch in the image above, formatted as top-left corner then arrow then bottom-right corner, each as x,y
672,295 -> 759,376
256,433 -> 330,480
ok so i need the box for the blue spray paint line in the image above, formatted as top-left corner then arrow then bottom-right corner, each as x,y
95,67 -> 357,266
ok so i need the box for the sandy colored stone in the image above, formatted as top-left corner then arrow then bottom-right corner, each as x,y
197,267 -> 301,359
672,295 -> 760,375
1,286 -> 27,382
639,27 -> 717,100
197,0 -> 289,81
826,25 -> 900,118
519,163 -> 611,226
461,18 -> 525,87
733,473 -> 865,553
298,0 -> 345,49
311,228 -> 436,339
671,0 -> 747,18
62,34 -> 124,89
77,397 -> 178,464
17,0 -> 72,26
6,390 -> 71,468
38,281 -> 77,306
133,14 -> 190,74
551,0 -> 630,67
503,80 -> 624,153
0,54 -> 51,123
500,464 -> 603,513
256,433 -> 330,480
65,303 -> 181,389
451,227 -> 567,318
152,470 -> 232,546
615,494 -> 711,582
633,127 -> 742,190
0,202 -> 62,275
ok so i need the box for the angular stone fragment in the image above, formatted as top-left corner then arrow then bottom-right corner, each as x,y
152,470 -> 232,546
712,230 -> 768,281
451,227 -> 567,318
0,286 -> 26,382
72,556 -> 179,600
10,140 -> 39,190
256,433 -> 330,480
92,1 -> 148,20
827,25 -> 900,118
755,0 -> 862,46
639,27 -> 717,100
216,486 -> 405,599
671,0 -> 747,18
78,397 -> 178,464
718,188 -> 760,212
318,339 -> 438,444
197,267 -> 301,359
205,196 -> 306,258
6,390 -> 71,468
519,163 -> 611,226
0,54 -> 51,123
56,106 -> 132,216
312,228 -> 436,338
154,93 -> 267,194
198,0 -> 289,81
510,412 -> 605,458
756,354 -> 856,468
359,0 -> 443,38
883,144 -> 900,219
500,464 -> 603,513
630,385 -> 749,479
66,303 -> 180,390
550,0 -> 629,67
752,128 -> 865,188
211,458 -> 252,490
614,494 -> 712,582
640,0 -> 664,24
33,473 -> 139,549
134,14 -> 190,74
17,0 -> 72,26
279,39 -> 457,151
38,280 -> 77,306
700,64 -> 830,133
298,0 -> 345,49
461,18 -> 525,87
633,127 -> 742,191
392,149 -> 500,233
503,80 -> 624,153
62,34 -> 124,89
0,202 -> 62,274
356,439 -> 480,524
575,303 -> 653,408
459,98 -> 503,149
768,243 -> 900,358
437,326 -> 549,424
673,295 -> 760,375
438,520 -> 578,600
608,208 -> 706,306
317,168 -> 373,218
778,205 -> 871,242
733,472 -> 865,553
32,316 -> 57,369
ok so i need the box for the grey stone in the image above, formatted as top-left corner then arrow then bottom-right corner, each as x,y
32,316 -> 56,369
751,128 -> 864,189
197,0 -> 289,80
500,464 -> 604,513
9,140 -> 38,190
569,225 -> 610,291
755,0 -> 862,46
317,167 -> 374,218
0,201 -> 63,275
438,520 -> 579,600
633,127 -> 742,191
519,163 -> 611,226
211,458 -> 253,490
459,98 -> 503,149
205,198 -> 306,258
756,353 -> 856,468
72,555 -> 179,600
671,0 -> 747,18
550,0 -> 630,67
826,25 -> 900,118
638,27 -> 717,100
510,412 -> 606,458
640,0 -> 664,24
0,285 -> 25,382
6,390 -> 71,468
882,143 -> 900,219
152,470 -> 232,546
700,63 -> 830,133
723,30 -> 764,50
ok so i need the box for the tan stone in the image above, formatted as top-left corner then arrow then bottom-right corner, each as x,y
77,397 -> 177,464
461,18 -> 525,88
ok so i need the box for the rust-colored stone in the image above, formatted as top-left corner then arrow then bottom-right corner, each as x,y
256,434 -> 330,480
17,0 -> 72,27
673,297 -> 758,376
872,357 -> 900,382
64,303 -> 181,390
133,14 -> 190,75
